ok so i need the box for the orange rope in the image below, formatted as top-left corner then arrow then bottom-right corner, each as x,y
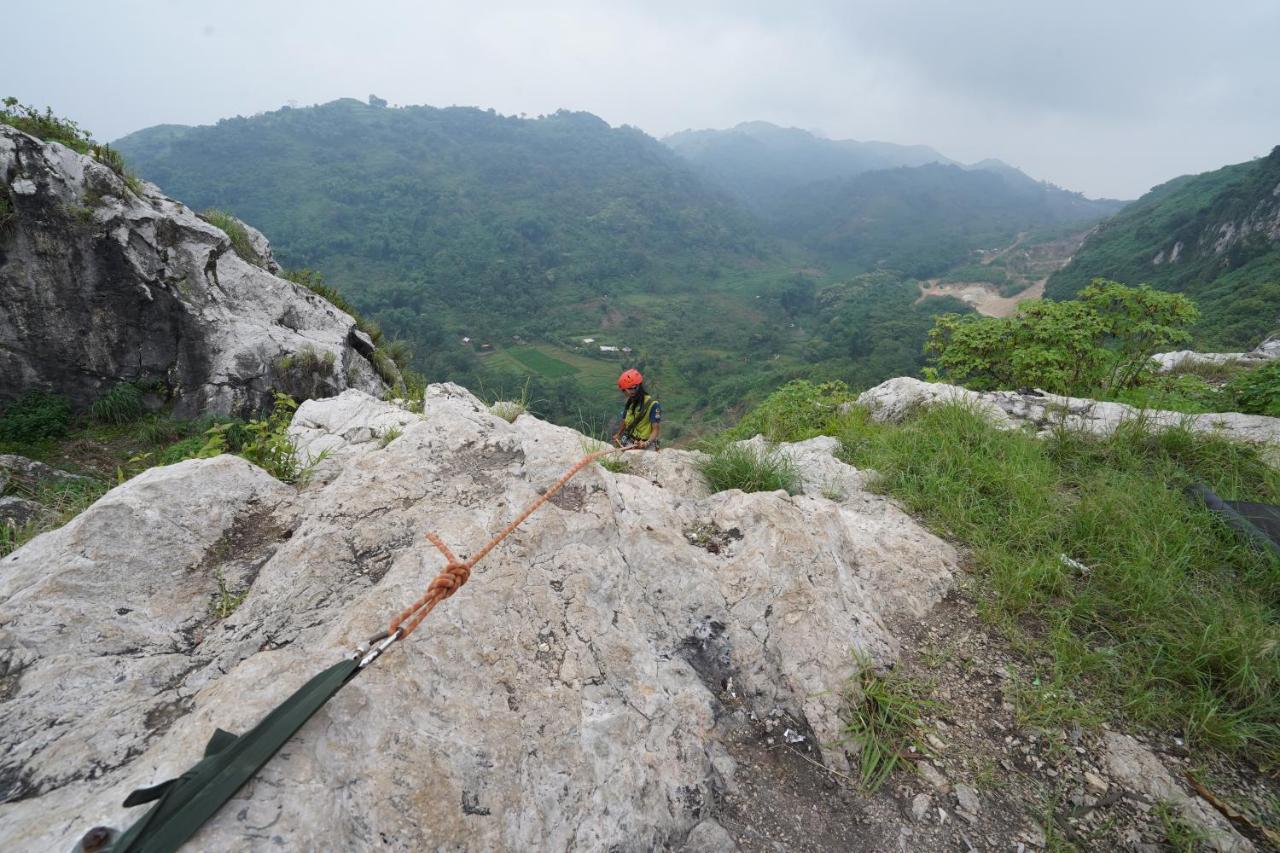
388,445 -> 639,639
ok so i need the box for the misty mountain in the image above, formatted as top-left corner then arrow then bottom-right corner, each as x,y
663,121 -> 956,212
772,163 -> 1125,278
1047,146 -> 1280,348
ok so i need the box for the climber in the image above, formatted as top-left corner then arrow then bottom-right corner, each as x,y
612,368 -> 662,450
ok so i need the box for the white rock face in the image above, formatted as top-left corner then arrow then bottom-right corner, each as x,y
0,125 -> 384,416
0,385 -> 958,851
1103,732 -> 1253,852
1151,336 -> 1280,373
857,377 -> 1280,445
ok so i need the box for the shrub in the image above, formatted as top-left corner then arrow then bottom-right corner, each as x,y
1,97 -> 92,153
0,191 -> 14,229
925,279 -> 1198,395
699,444 -> 801,495
200,209 -> 262,266
90,383 -> 144,425
719,380 -> 854,444
1221,360 -> 1280,417
0,390 -> 72,442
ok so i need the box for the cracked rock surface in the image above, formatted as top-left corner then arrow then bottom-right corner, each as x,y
857,376 -> 1280,445
0,385 -> 957,850
0,125 -> 383,416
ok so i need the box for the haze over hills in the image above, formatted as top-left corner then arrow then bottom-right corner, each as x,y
115,98 -> 1122,433
663,121 -> 957,212
1048,146 -> 1280,348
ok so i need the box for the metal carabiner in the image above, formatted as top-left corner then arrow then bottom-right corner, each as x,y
354,627 -> 403,669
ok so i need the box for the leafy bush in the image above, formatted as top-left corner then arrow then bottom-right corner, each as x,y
1221,360 -> 1280,417
90,383 -> 144,425
159,436 -> 207,465
1,97 -> 93,153
0,390 -> 72,442
0,191 -> 14,229
925,279 -> 1198,395
718,380 -> 854,444
195,392 -> 321,484
199,209 -> 262,266
699,443 -> 801,495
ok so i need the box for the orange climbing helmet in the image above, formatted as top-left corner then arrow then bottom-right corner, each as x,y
617,368 -> 643,390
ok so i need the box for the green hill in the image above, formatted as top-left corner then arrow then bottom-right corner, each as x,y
772,163 -> 1124,278
1047,146 -> 1280,348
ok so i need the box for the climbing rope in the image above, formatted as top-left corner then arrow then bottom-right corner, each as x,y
100,442 -> 639,853
385,444 -> 637,640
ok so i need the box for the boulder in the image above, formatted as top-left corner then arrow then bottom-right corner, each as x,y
0,496 -> 48,527
0,125 -> 384,417
0,454 -> 92,492
0,384 -> 959,850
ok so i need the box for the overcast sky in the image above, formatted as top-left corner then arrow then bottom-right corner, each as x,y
8,0 -> 1278,199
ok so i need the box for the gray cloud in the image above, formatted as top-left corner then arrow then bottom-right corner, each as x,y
7,0 -> 1278,198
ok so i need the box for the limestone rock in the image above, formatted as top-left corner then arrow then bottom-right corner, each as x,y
0,454 -> 91,491
0,496 -> 49,527
856,377 -> 1280,445
289,389 -> 423,482
0,125 -> 384,416
0,384 -> 959,850
1102,732 -> 1252,852
1151,336 -> 1280,373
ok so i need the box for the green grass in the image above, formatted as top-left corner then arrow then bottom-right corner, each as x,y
0,476 -> 108,558
506,346 -> 577,378
200,209 -> 262,266
839,652 -> 940,791
90,383 -> 145,425
833,401 -> 1280,762
698,443 -> 801,495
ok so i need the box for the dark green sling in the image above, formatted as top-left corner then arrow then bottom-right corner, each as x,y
107,656 -> 360,853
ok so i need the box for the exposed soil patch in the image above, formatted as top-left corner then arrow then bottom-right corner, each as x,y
683,522 -> 743,556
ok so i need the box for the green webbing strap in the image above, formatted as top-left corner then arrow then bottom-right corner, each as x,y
108,656 -> 361,853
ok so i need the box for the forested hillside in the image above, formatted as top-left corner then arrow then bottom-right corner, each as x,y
1048,146 -> 1280,348
772,163 -> 1124,278
114,99 -> 1112,437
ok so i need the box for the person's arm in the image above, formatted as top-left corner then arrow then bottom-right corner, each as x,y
646,422 -> 661,450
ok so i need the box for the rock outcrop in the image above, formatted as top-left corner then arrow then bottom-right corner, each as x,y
0,125 -> 384,417
0,385 -> 958,850
857,377 -> 1280,445
1151,337 -> 1280,373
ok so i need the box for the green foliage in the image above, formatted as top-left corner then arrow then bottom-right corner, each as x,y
199,209 -> 262,266
213,569 -> 248,619
0,390 -> 72,442
1221,360 -> 1280,417
718,380 -> 854,444
1048,147 -> 1280,350
839,652 -> 940,791
926,280 -> 1197,394
1,97 -> 93,152
0,476 -> 108,558
90,383 -> 145,425
837,401 -> 1280,761
699,443 -> 801,495
220,392 -> 315,483
0,191 -> 14,229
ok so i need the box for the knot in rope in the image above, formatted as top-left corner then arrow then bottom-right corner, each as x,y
386,445 -> 637,640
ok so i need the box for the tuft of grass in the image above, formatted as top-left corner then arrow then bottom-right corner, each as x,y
1154,801 -> 1212,853
1,97 -> 93,153
581,438 -> 631,473
0,389 -> 72,442
836,400 -> 1280,762
90,383 -> 144,425
838,652 -> 940,792
489,400 -> 526,423
200,209 -> 263,267
699,443 -> 801,495
0,191 -> 14,229
0,476 -> 108,558
378,426 -> 403,448
213,568 -> 248,619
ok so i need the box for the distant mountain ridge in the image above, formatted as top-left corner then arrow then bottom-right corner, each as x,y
1048,146 -> 1280,348
663,121 -> 957,212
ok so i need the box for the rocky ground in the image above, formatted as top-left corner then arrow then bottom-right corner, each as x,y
1,385 -> 1276,851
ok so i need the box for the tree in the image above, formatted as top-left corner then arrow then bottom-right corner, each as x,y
924,280 -> 1198,395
